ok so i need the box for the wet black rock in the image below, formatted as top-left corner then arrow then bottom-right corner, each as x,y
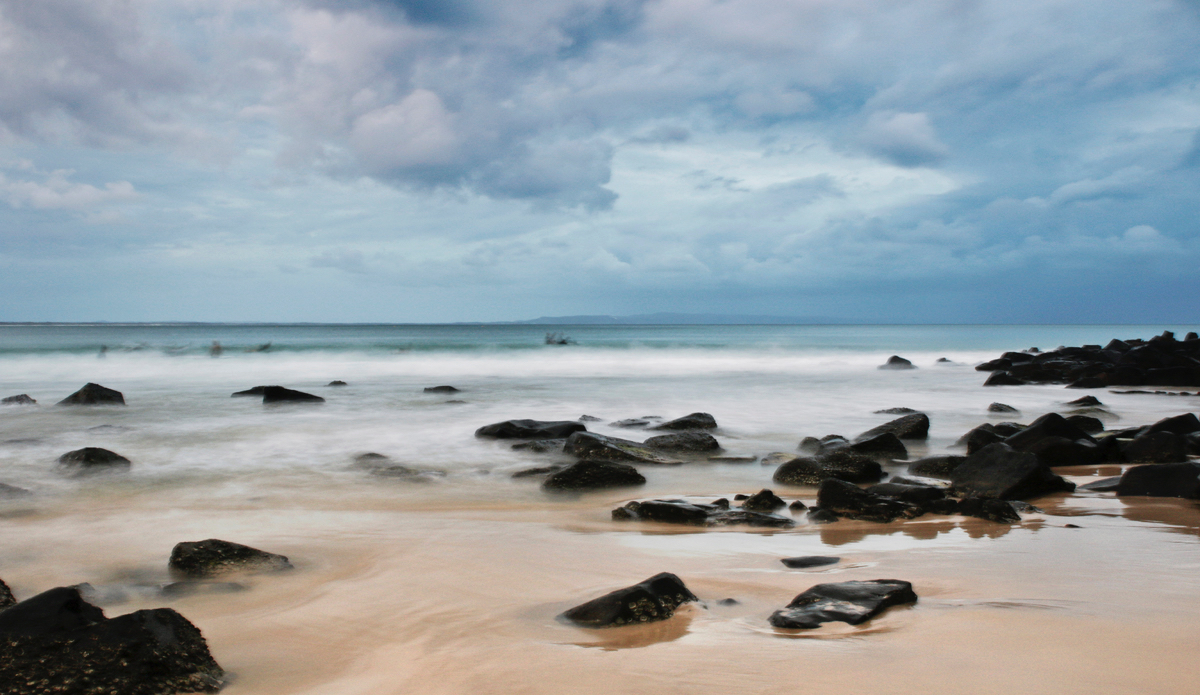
2,394 -> 35,405
1068,395 -> 1103,407
1025,436 -> 1101,467
1145,413 -> 1200,437
511,463 -> 568,479
262,386 -> 324,403
611,417 -> 660,428
1122,431 -> 1188,463
327,380 -> 348,386
772,450 -> 884,486
476,419 -> 587,439
1064,415 -> 1105,434
1078,476 -> 1121,492
511,439 -> 566,453
612,498 -> 795,527
424,385 -> 459,393
0,586 -> 224,693
780,556 -> 839,569
848,432 -> 907,460
988,402 -> 1019,413
874,407 -> 918,415
769,579 -> 917,629
879,355 -> 916,370
856,413 -> 930,442
984,372 -> 1025,386
1116,462 -> 1200,499
543,460 -> 646,491
1004,413 -> 1095,452
56,447 -> 131,475
231,385 -> 273,397
740,488 -> 786,512
643,431 -> 721,452
652,412 -> 718,430
866,482 -> 946,505
56,382 -> 125,406
564,432 -> 683,465
708,510 -> 796,528
950,443 -> 1075,500
956,497 -> 1022,523
957,425 -> 1005,454
559,573 -> 698,628
0,578 -> 13,609
169,539 -> 293,578
907,455 -> 967,479
806,508 -> 839,524
160,581 -> 247,598
815,479 -> 924,523
789,499 -> 808,511
978,334 -> 1200,388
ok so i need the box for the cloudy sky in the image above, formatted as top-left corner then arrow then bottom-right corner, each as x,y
1,0 -> 1198,323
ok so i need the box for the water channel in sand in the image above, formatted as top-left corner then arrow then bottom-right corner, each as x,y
1,324 -> 1198,694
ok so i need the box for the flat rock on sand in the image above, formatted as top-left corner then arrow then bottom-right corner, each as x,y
169,539 -> 294,578
559,572 -> 698,628
1115,462 -> 1200,499
769,579 -> 917,629
781,556 -> 840,569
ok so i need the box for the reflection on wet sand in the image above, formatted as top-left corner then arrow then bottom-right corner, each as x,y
569,605 -> 696,650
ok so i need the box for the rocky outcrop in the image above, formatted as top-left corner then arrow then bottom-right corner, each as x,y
56,447 -> 131,475
1115,462 -> 1200,499
949,443 -> 1076,500
0,586 -> 224,693
168,539 -> 293,578
772,450 -> 884,486
262,386 -> 324,403
642,432 -> 721,452
1,394 -> 35,405
327,380 -> 348,386
476,419 -> 587,439
975,332 -> 1200,388
769,580 -> 917,629
856,413 -> 929,441
559,573 -> 698,628
652,413 -> 718,430
564,432 -> 683,465
542,460 -> 646,491
56,383 -> 125,406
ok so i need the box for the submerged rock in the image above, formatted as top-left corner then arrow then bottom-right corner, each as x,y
56,382 -> 125,406
856,413 -> 929,442
1067,395 -> 1103,407
988,402 -> 1019,413
652,412 -> 718,430
56,447 -> 131,475
511,463 -> 569,479
510,439 -> 566,453
424,385 -> 460,393
0,483 -> 31,498
879,355 -> 916,370
769,579 -> 917,629
0,586 -> 224,694
559,573 -> 698,628
874,407 -> 917,415
610,417 -> 660,428
1116,462 -> 1200,499
168,539 -> 293,578
956,497 -> 1022,523
327,380 -> 348,387
542,460 -> 646,491
262,386 -> 324,403
564,432 -> 683,465
231,385 -> 273,397
780,556 -> 840,569
476,419 -> 587,439
642,431 -> 721,452
772,450 -> 884,486
1,394 -> 35,405
949,443 -> 1075,500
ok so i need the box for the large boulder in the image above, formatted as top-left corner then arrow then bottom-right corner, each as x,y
856,413 -> 929,442
261,386 -> 324,403
950,443 -> 1075,500
56,447 -> 131,475
231,385 -> 274,397
1122,431 -> 1188,463
1024,436 -> 1102,467
1,394 -> 35,405
0,586 -> 224,693
642,432 -> 721,452
652,413 -> 717,430
879,355 -> 916,370
906,455 -> 967,479
1145,413 -> 1200,437
984,371 -> 1025,386
865,482 -> 946,505
772,450 -> 884,486
768,580 -> 917,629
813,479 -> 923,523
56,383 -> 125,406
848,432 -> 907,460
559,573 -> 698,628
542,460 -> 646,491
476,419 -> 587,439
1116,462 -> 1200,499
564,432 -> 683,465
169,539 -> 293,578
1003,413 -> 1094,451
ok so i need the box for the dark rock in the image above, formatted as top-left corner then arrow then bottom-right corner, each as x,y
992,422 -> 1027,437
1004,413 -> 1095,452
1067,395 -> 1103,406
866,482 -> 946,505
936,357 -> 953,363
1,394 -> 35,405
889,475 -> 948,487
543,460 -> 646,491
733,494 -> 749,501
1188,332 -> 1200,341
708,510 -> 796,528
168,539 -> 293,578
1064,415 -> 1105,434
613,500 -> 711,525
984,371 -> 1025,386
988,402 -> 1019,413
0,587 -> 224,693
559,573 -> 698,628
957,497 -> 1022,523
798,437 -> 822,453
1145,413 -> 1200,437
1116,462 -> 1200,499
424,385 -> 460,393
262,386 -> 324,403
1079,476 -> 1122,492
1026,436 -> 1101,467
56,447 -> 131,475
816,479 -> 923,523
806,508 -> 839,524
564,432 -> 683,465
611,418 -> 658,428
879,355 -> 916,370
923,498 -> 962,515
957,425 -> 1004,455
740,489 -> 786,512
327,380 -> 348,386
873,407 -> 917,414
711,498 -> 730,509
769,580 -> 917,629
578,415 -> 603,422
511,464 -> 568,479
716,598 -> 739,606
56,382 -> 125,406
476,419 -> 587,439
780,556 -> 839,569
231,385 -> 273,397
643,432 -> 721,452
1122,431 -> 1188,463
708,455 -> 757,463
0,483 -> 32,498
975,358 -> 1012,372
856,413 -> 929,442
351,453 -> 444,480
652,412 -> 718,430
950,443 -> 1075,500
848,432 -> 907,460
160,582 -> 247,598
511,439 -> 566,453
907,455 -> 967,479
773,450 -> 884,486
0,578 -> 13,609
789,499 -> 807,511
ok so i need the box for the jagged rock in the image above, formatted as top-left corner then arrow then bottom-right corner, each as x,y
769,580 -> 917,629
476,419 -> 587,439
780,556 -> 839,569
564,432 -> 683,465
424,385 -> 459,393
652,413 -> 718,430
874,407 -> 917,414
950,443 -> 1075,500
956,497 -> 1022,523
643,432 -> 721,452
0,578 -> 14,608
1121,432 -> 1189,463
879,355 -> 916,370
231,385 -> 273,397
866,482 -> 946,505
907,455 -> 967,479
815,479 -> 923,522
1116,462 -> 1200,499
988,402 -> 1019,413
856,413 -> 929,442
772,450 -> 884,486
1,394 -> 35,405
56,447 -> 131,475
511,463 -> 568,478
543,460 -> 646,491
740,489 -> 786,512
168,539 -> 293,578
848,432 -> 907,460
262,386 -> 324,403
327,380 -> 348,386
511,439 -> 566,453
56,383 -> 125,406
559,573 -> 698,628
0,587 -> 224,693
984,372 -> 1025,386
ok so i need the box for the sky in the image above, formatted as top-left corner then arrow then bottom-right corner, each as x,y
1,0 -> 1199,323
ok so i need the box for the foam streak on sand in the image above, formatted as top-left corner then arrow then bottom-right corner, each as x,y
1,324 -> 1199,694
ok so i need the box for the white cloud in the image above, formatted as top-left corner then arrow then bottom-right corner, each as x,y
0,167 -> 138,210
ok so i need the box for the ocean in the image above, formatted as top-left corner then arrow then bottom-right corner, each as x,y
1,323 -> 1198,694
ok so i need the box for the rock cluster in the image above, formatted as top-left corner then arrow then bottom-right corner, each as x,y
977,331 -> 1200,387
